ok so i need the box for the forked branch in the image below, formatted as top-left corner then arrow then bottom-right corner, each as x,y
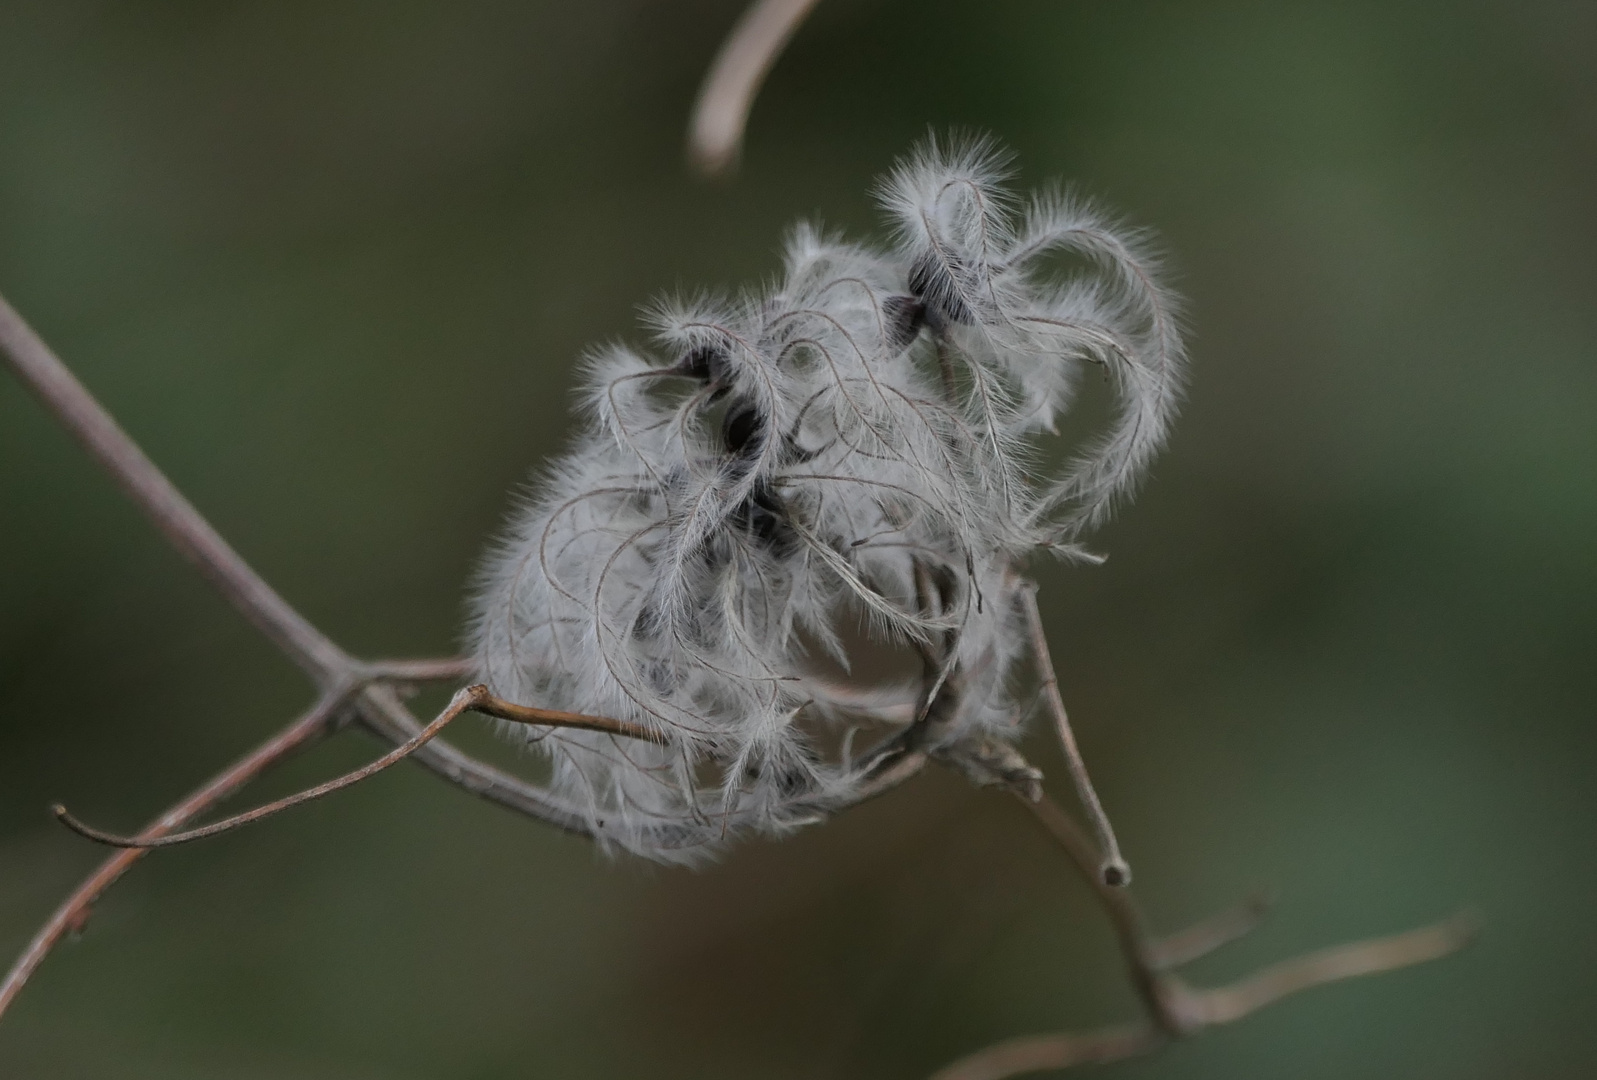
923,792 -> 1474,1079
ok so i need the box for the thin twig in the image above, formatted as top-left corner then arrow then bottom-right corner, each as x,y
1021,792 -> 1176,1030
928,1025 -> 1161,1080
0,689 -> 349,1018
464,688 -> 664,740
687,0 -> 823,177
350,683 -> 596,834
53,686 -> 665,850
0,289 -> 640,825
1190,913 -> 1478,1026
1148,889 -> 1275,971
359,656 -> 477,684
1018,580 -> 1130,886
0,287 -> 635,914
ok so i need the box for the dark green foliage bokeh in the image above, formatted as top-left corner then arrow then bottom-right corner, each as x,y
2,2 -> 1594,1076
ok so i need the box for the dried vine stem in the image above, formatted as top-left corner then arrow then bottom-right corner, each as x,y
924,792 -> 1475,1080
687,0 -> 822,176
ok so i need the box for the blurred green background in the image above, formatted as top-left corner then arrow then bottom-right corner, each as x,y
2,1 -> 1594,1076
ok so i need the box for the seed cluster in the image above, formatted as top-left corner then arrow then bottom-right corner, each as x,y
469,136 -> 1185,862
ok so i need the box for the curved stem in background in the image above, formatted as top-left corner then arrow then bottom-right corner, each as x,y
687,0 -> 823,177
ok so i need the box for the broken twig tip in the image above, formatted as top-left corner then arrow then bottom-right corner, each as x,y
52,804 -> 137,848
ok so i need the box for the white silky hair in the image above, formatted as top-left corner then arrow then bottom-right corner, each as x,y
468,135 -> 1187,863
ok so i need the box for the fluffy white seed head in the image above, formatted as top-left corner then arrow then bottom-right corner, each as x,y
468,136 -> 1187,863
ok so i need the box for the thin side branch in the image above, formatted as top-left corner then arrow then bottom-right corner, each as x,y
359,656 -> 477,684
1018,581 -> 1130,886
1190,913 -> 1478,1027
931,914 -> 1474,1080
53,686 -> 664,850
687,0 -> 823,177
0,690 -> 349,1018
350,683 -> 596,833
464,689 -> 666,740
928,1025 -> 1161,1080
1148,890 -> 1275,970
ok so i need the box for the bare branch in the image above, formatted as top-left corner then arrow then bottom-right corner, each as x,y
927,1025 -> 1161,1080
0,292 -> 614,835
0,690 -> 348,1018
687,0 -> 823,177
1190,912 -> 1478,1026
1148,890 -> 1276,970
359,656 -> 476,684
927,906 -> 1472,1080
1018,581 -> 1130,887
0,292 -> 351,685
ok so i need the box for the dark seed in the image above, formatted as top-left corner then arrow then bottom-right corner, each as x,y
882,294 -> 927,349
680,345 -> 729,384
908,252 -> 975,326
722,400 -> 766,460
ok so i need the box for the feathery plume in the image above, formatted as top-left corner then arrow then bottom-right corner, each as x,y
469,135 -> 1187,862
